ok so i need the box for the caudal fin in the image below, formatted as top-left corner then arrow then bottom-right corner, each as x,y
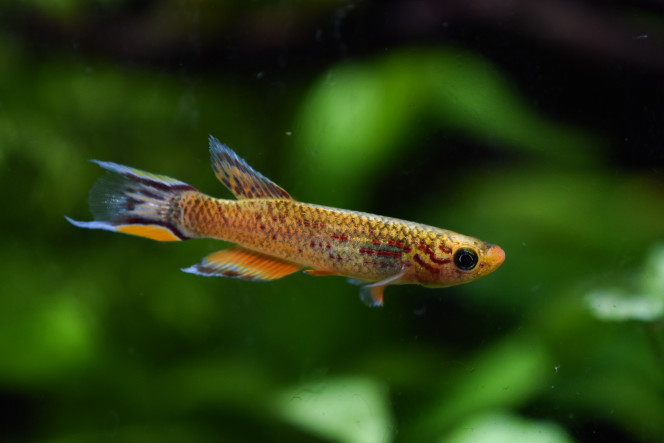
66,160 -> 197,241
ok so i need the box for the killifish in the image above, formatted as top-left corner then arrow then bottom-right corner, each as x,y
67,136 -> 505,306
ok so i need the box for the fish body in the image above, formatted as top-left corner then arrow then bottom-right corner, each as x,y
68,136 -> 505,306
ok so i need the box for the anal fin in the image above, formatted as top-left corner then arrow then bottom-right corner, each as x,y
182,246 -> 301,281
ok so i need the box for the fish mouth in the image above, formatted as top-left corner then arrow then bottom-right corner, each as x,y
484,243 -> 506,271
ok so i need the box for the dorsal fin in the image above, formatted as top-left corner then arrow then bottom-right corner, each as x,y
209,135 -> 292,200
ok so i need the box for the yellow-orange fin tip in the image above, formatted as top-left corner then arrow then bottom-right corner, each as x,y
116,224 -> 181,242
65,218 -> 183,242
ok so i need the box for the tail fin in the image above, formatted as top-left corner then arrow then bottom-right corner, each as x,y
66,160 -> 197,241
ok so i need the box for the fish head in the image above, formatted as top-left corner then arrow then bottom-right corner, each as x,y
416,233 -> 505,287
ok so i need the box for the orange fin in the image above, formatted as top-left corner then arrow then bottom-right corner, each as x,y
303,269 -> 337,277
360,285 -> 386,307
182,246 -> 301,281
116,224 -> 181,242
208,135 -> 292,200
356,271 -> 406,307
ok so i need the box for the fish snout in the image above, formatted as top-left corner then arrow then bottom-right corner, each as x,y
484,243 -> 505,271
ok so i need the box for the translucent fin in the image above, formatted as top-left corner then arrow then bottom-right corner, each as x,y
208,135 -> 292,200
359,285 -> 386,307
357,272 -> 406,307
66,160 -> 197,241
182,246 -> 302,281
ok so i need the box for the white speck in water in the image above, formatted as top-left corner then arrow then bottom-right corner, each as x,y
554,365 -> 560,373
285,131 -> 293,136
256,71 -> 265,79
634,34 -> 648,40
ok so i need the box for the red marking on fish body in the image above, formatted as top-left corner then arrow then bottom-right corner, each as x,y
376,250 -> 401,258
372,238 -> 381,245
331,233 -> 349,242
419,241 -> 449,265
387,239 -> 407,249
414,254 -> 439,274
359,248 -> 402,258
439,245 -> 452,254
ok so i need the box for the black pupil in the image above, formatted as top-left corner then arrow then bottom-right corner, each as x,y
454,248 -> 478,271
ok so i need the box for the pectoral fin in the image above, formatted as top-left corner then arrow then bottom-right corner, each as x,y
359,285 -> 386,307
355,272 -> 406,307
182,246 -> 301,281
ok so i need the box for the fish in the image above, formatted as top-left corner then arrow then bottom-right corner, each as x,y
66,135 -> 505,306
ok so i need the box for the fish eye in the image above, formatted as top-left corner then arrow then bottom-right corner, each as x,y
454,248 -> 478,271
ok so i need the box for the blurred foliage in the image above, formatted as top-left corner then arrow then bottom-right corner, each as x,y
294,49 -> 599,205
443,411 -> 574,443
586,243 -> 664,322
2,0 -> 664,442
275,377 -> 394,443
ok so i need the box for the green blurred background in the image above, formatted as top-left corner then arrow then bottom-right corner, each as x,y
2,1 -> 664,441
